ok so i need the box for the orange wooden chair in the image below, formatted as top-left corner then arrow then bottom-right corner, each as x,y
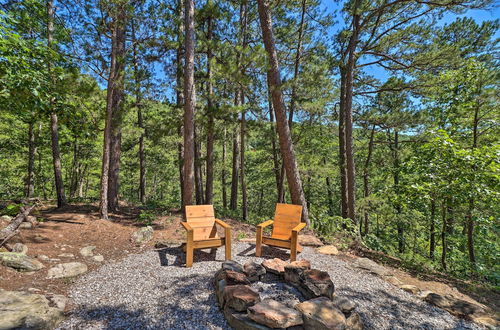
181,205 -> 231,267
255,203 -> 306,261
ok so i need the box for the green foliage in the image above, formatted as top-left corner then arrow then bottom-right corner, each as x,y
1,204 -> 21,216
137,210 -> 156,226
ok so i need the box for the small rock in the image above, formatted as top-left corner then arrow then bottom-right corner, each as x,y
12,243 -> 28,254
295,297 -> 346,330
471,314 -> 499,329
317,245 -> 339,255
239,238 -> 256,243
46,294 -> 68,311
243,261 -> 266,282
131,226 -> 154,245
248,299 -> 303,328
216,269 -> 250,285
27,288 -> 41,293
37,255 -> 50,261
262,258 -> 288,275
223,285 -> 260,312
399,284 -> 420,295
33,234 -> 47,243
0,289 -> 64,329
57,253 -> 75,258
223,307 -> 270,330
93,255 -> 104,262
353,257 -> 390,276
298,269 -> 335,299
332,295 -> 357,313
0,252 -> 44,272
422,292 -> 451,309
19,222 -> 33,229
79,246 -> 96,257
0,215 -> 12,222
47,262 -> 87,279
222,260 -> 245,274
299,234 -> 324,247
154,239 -> 182,248
284,260 -> 311,284
346,311 -> 363,330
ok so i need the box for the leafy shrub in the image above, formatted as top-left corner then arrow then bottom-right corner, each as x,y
137,210 -> 156,226
1,204 -> 21,216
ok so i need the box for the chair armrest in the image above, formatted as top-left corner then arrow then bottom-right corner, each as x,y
180,221 -> 193,232
257,220 -> 274,228
292,223 -> 306,233
215,219 -> 231,229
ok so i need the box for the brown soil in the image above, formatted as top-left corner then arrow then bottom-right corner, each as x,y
0,203 -> 257,298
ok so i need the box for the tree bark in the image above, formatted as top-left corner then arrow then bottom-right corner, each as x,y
107,13 -> 127,212
222,126 -> 227,208
362,125 -> 375,235
0,204 -> 37,246
257,0 -> 309,225
344,8 -> 360,222
99,3 -> 127,219
132,19 -> 146,204
441,202 -> 447,270
26,121 -> 36,198
240,99 -> 248,220
204,0 -> 215,205
430,198 -> 436,260
47,0 -> 66,208
230,92 -> 240,211
268,92 -> 281,201
194,125 -> 204,204
338,68 -> 348,218
176,0 -> 185,208
182,0 -> 196,210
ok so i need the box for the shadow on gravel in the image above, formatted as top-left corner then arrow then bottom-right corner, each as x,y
157,246 -> 225,267
339,287 -> 475,329
237,244 -> 290,260
63,274 -> 229,330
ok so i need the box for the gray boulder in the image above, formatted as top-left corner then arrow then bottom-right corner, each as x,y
131,226 -> 154,244
0,252 -> 44,272
0,289 -> 64,329
47,262 -> 88,279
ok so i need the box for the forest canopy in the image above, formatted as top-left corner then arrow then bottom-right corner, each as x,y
0,0 -> 498,284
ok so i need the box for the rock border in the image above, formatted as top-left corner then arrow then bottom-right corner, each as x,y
215,258 -> 363,330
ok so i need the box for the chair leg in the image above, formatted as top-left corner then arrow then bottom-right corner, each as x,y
290,231 -> 298,262
186,230 -> 194,267
255,226 -> 263,257
225,228 -> 232,260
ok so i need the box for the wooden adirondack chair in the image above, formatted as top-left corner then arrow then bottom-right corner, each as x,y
181,205 -> 231,267
255,203 -> 306,261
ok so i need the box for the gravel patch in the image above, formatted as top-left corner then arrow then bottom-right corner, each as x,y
57,243 -> 481,330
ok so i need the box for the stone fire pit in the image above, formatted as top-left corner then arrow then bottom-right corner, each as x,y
214,258 -> 363,329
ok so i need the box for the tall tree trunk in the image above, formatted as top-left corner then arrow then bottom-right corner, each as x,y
343,5 -> 360,222
257,0 -> 309,225
99,3 -> 127,219
204,0 -> 215,205
239,1 -> 248,220
132,19 -> 146,204
391,129 -> 404,253
47,0 -> 66,208
230,92 -> 240,211
338,68 -> 348,218
26,121 -> 36,198
276,0 -> 306,204
222,126 -> 227,208
176,0 -> 185,208
430,198 -> 436,260
182,0 -> 196,210
441,202 -> 447,271
194,126 -> 204,204
107,18 -> 126,213
362,125 -> 375,236
240,100 -> 248,220
467,100 -> 480,270
268,91 -> 281,200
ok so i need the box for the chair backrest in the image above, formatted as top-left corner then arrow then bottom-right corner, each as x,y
185,205 -> 218,240
271,203 -> 303,240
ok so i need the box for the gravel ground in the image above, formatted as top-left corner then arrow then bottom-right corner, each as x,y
57,242 -> 481,330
